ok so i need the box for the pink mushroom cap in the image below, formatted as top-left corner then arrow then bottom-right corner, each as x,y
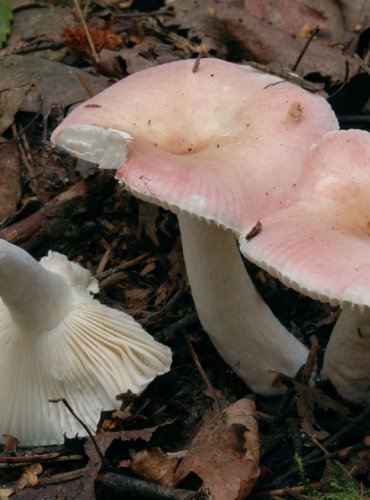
51,58 -> 338,233
240,129 -> 370,310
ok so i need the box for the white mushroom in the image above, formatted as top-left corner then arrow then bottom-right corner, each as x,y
0,240 -> 171,445
51,58 -> 339,395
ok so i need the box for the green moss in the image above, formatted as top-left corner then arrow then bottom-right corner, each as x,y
295,455 -> 368,500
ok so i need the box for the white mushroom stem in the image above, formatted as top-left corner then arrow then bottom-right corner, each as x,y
0,240 -> 72,333
322,306 -> 370,404
178,213 -> 309,395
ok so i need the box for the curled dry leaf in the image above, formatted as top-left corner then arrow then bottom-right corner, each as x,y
2,434 -> 20,452
175,398 -> 260,500
294,381 -> 350,441
17,463 -> 43,489
128,447 -> 179,487
0,488 -> 14,499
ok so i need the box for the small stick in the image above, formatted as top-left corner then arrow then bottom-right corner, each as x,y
292,26 -> 320,72
37,467 -> 89,485
72,0 -> 100,65
192,53 -> 202,73
250,482 -> 321,498
96,471 -> 194,499
301,338 -> 318,385
328,60 -> 350,100
247,61 -> 324,92
310,436 -> 352,477
76,71 -> 96,98
270,404 -> 370,486
49,398 -> 109,468
184,333 -> 223,415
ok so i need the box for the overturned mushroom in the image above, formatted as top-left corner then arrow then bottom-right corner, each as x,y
240,129 -> 370,403
51,58 -> 338,395
0,240 -> 171,445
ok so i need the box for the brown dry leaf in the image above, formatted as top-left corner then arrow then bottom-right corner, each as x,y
175,398 -> 260,500
99,37 -> 181,77
212,2 -> 361,84
84,421 -> 174,492
128,447 -> 179,487
246,0 -> 347,45
8,5 -> 74,45
161,0 -> 230,57
294,381 -> 350,441
2,434 -> 20,452
17,463 -> 43,489
0,488 -> 14,499
0,54 -> 109,134
0,142 -> 21,222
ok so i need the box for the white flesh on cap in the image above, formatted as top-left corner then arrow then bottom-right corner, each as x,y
0,240 -> 172,445
178,213 -> 308,394
51,59 -> 340,395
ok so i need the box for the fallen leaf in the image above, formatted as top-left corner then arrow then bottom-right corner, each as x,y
2,434 -> 20,452
175,398 -> 260,500
294,381 -> 350,441
245,0 -> 347,45
0,488 -> 14,499
8,4 -> 74,45
0,54 -> 109,134
214,2 -> 361,84
99,36 -> 180,77
161,0 -> 230,57
17,463 -> 43,489
128,447 -> 179,487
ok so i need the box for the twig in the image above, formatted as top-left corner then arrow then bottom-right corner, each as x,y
328,60 -> 350,100
97,253 -> 151,281
37,467 -> 89,485
76,71 -> 96,98
270,403 -> 370,486
292,27 -> 320,72
192,53 -> 202,73
72,0 -> 100,64
0,173 -> 113,247
310,436 -> 351,478
96,471 -> 195,500
301,338 -> 318,385
142,284 -> 188,325
338,115 -> 370,124
184,333 -> 222,415
250,482 -> 321,498
247,61 -> 324,92
49,398 -> 109,469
